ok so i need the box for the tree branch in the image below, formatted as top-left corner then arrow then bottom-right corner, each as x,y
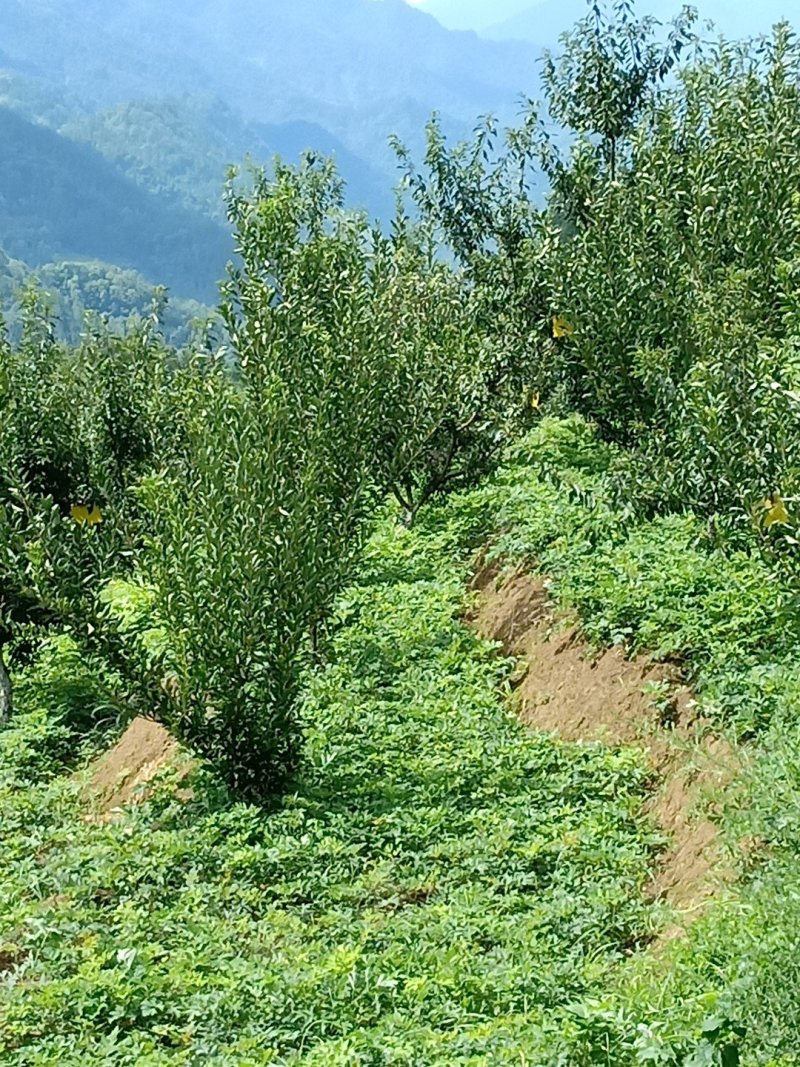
0,645 -> 12,725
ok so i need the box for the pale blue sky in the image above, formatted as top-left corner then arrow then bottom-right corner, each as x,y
410,0 -> 795,38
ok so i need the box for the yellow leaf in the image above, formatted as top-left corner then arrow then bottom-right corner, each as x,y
71,503 -> 103,526
530,391 -> 541,410
552,315 -> 574,339
761,494 -> 790,529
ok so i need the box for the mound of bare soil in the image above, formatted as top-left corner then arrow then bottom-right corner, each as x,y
85,716 -> 191,818
469,566 -> 736,929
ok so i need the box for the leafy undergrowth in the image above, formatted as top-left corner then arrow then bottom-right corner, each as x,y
420,416 -> 800,1064
2,417 -> 800,1064
0,516 -> 657,1063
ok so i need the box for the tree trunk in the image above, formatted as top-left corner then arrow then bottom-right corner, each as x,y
0,645 -> 11,725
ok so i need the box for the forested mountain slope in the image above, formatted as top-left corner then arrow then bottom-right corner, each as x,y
0,249 -> 208,346
60,98 -> 394,224
0,106 -> 231,302
1,0 -> 540,178
0,0 -> 541,335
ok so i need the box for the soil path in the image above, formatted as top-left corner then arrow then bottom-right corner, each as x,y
468,565 -> 736,932
84,561 -> 736,930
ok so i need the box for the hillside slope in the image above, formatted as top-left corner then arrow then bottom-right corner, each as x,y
0,107 -> 231,301
60,97 -> 394,224
1,0 -> 540,176
4,417 -> 800,1061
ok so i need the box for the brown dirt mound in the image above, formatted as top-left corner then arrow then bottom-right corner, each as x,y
86,716 -> 190,818
469,566 -> 736,931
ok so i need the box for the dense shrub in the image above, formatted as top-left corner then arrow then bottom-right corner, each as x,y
0,293 -> 170,721
114,158 -> 496,796
394,114 -> 563,444
400,5 -> 800,549
373,216 -> 502,520
544,17 -> 800,546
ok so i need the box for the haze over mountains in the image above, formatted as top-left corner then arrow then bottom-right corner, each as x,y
0,0 -> 545,336
422,0 -> 797,38
491,1 -> 793,43
2,0 -> 539,188
0,0 -> 792,339
422,0 -> 795,40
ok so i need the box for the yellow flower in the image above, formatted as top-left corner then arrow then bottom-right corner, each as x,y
761,494 -> 790,530
520,387 -> 541,411
552,315 -> 574,339
71,503 -> 103,526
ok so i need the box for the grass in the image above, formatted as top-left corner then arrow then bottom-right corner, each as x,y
2,417 -> 800,1064
0,490 -> 656,1064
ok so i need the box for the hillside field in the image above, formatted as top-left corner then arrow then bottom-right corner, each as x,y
2,2 -> 800,1064
4,417 -> 800,1063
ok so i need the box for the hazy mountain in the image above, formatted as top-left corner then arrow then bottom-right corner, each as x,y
418,0 -> 532,32
1,0 -> 541,176
0,106 -> 231,302
0,0 -> 544,331
61,97 -> 396,224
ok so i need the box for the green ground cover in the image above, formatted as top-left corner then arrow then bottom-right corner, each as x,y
2,418 -> 799,1064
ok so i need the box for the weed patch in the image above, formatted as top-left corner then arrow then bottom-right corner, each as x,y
3,417 -> 800,1063
0,499 -> 657,1064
